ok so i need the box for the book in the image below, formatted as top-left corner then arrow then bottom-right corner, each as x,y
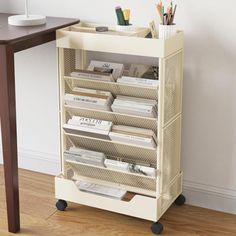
112,105 -> 157,118
112,101 -> 155,112
70,69 -> 114,82
117,76 -> 159,88
128,64 -> 150,77
64,93 -> 112,111
64,123 -> 110,135
63,123 -> 111,140
128,64 -> 159,80
104,159 -> 156,177
65,93 -> 109,105
142,66 -> 159,80
112,125 -> 157,144
68,119 -> 112,132
68,147 -> 106,159
111,106 -> 156,118
65,152 -> 105,167
73,87 -> 114,101
76,181 -> 127,199
104,159 -> 129,171
116,95 -> 157,106
88,60 -> 124,81
111,95 -> 158,118
68,119 -> 112,131
131,165 -> 156,177
109,132 -> 156,148
71,116 -> 113,131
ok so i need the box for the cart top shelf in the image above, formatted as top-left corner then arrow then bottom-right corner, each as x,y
56,22 -> 184,58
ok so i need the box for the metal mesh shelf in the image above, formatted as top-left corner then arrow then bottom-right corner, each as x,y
66,160 -> 156,192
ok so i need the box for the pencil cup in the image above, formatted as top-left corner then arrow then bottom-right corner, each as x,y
159,24 -> 177,39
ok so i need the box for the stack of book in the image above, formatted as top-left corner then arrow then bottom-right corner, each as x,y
65,147 -> 106,167
117,76 -> 159,88
64,88 -> 114,111
70,60 -> 124,82
63,116 -> 113,140
109,125 -> 157,148
111,95 -> 158,118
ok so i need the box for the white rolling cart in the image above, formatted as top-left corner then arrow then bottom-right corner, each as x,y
55,22 -> 185,235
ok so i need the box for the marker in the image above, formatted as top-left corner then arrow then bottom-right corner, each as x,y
115,6 -> 126,25
123,9 -> 131,25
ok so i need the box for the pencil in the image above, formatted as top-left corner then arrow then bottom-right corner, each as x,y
156,3 -> 163,24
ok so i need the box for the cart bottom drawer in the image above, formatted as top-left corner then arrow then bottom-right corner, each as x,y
55,176 -> 158,221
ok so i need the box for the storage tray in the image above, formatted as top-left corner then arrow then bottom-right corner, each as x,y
65,132 -> 157,165
56,23 -> 184,58
69,22 -> 150,37
65,76 -> 159,100
64,105 -> 157,132
55,176 -> 158,221
65,159 -> 156,192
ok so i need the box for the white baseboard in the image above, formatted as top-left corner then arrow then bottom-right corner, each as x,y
183,180 -> 236,214
0,148 -> 236,214
0,148 -> 60,175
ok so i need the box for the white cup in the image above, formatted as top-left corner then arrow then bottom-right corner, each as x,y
159,24 -> 177,39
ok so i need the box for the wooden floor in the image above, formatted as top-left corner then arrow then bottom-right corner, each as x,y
0,166 -> 236,236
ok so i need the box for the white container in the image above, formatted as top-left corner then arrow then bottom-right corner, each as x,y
159,24 -> 177,39
8,15 -> 46,26
116,25 -> 136,31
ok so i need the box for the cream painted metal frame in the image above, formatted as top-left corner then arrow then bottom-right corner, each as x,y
55,22 -> 184,234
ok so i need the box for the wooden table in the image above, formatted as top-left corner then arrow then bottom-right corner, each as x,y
0,13 -> 79,233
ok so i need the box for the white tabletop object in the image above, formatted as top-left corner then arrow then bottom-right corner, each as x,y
8,0 -> 46,26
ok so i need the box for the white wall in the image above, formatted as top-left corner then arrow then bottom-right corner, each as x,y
0,2 -> 9,11
1,0 -> 236,214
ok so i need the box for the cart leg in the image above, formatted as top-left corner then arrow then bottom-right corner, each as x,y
151,221 -> 163,235
175,194 -> 186,206
56,199 -> 68,211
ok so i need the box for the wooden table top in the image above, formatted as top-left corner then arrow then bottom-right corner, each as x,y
0,13 -> 79,44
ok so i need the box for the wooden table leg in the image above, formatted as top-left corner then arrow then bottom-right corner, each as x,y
0,45 -> 20,233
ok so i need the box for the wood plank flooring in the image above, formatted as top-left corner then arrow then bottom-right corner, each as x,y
0,165 -> 236,236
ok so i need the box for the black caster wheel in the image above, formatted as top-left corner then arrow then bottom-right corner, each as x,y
56,199 -> 68,211
151,222 -> 163,235
175,194 -> 186,206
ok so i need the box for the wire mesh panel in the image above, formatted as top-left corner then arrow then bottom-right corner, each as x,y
162,116 -> 181,192
63,48 -> 159,100
163,52 -> 183,126
66,161 -> 156,192
64,49 -> 76,76
66,133 -> 157,166
65,77 -> 158,100
65,106 -> 157,132
160,173 -> 182,214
